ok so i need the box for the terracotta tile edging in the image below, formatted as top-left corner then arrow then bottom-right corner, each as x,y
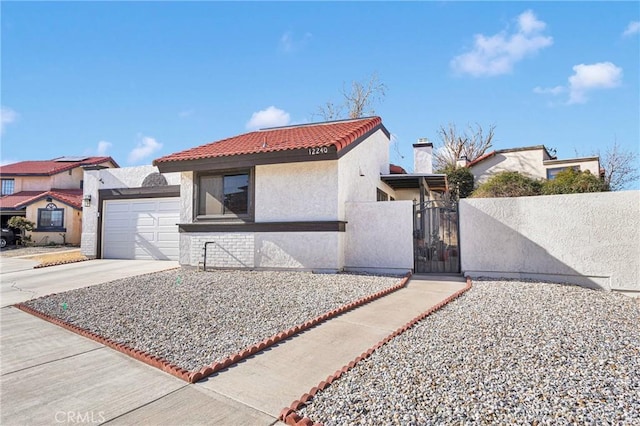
33,258 -> 90,269
279,276 -> 473,426
13,272 -> 412,385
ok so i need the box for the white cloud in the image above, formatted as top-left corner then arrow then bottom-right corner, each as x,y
534,62 -> 623,105
278,31 -> 312,53
178,109 -> 194,118
622,21 -> 640,37
451,10 -> 553,77
518,9 -> 547,34
1,107 -> 18,134
533,85 -> 566,95
97,140 -> 112,156
127,135 -> 163,164
568,62 -> 623,104
246,106 -> 291,130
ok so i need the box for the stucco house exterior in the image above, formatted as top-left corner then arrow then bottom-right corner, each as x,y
0,156 -> 118,245
462,145 -> 601,184
81,117 -> 449,274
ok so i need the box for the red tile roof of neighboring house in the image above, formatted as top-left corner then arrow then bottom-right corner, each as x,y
0,189 -> 83,210
389,163 -> 407,174
0,157 -> 117,176
466,151 -> 497,168
154,117 -> 386,164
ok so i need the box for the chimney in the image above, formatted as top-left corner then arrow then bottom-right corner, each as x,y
413,138 -> 433,174
456,155 -> 469,168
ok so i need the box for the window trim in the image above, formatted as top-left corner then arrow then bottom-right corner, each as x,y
194,168 -> 254,222
36,208 -> 66,231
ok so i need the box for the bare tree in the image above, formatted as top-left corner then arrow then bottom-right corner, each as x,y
600,139 -> 640,191
315,101 -> 344,121
315,73 -> 387,121
433,123 -> 496,171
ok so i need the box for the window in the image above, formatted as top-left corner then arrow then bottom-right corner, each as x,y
37,208 -> 65,230
377,188 -> 389,202
546,166 -> 580,180
1,179 -> 14,196
197,171 -> 251,218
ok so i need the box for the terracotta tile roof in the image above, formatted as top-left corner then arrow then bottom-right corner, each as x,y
0,189 -> 83,210
154,117 -> 386,164
466,151 -> 497,168
389,163 -> 407,174
0,157 -> 117,176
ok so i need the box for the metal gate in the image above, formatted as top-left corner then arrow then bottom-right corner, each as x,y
413,199 -> 460,274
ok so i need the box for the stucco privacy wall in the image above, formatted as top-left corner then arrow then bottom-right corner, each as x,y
344,201 -> 413,274
81,165 -> 180,258
459,191 -> 640,295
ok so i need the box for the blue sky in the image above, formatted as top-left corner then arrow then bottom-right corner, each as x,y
2,2 -> 639,186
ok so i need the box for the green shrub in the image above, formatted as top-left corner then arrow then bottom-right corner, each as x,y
471,171 -> 543,198
442,166 -> 475,200
542,168 -> 608,194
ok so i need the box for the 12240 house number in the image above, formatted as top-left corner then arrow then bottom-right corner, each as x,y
308,147 -> 329,155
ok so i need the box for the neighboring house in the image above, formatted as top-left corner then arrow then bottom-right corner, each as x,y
462,145 -> 601,184
0,156 -> 118,245
81,117 -> 449,274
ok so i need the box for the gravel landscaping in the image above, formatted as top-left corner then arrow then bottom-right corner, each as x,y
22,269 -> 401,371
299,280 -> 640,425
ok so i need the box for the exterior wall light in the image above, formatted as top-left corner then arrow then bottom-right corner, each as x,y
83,194 -> 92,207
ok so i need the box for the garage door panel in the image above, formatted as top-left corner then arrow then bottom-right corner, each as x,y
104,219 -> 131,230
132,202 -> 157,212
105,203 -> 131,213
157,232 -> 179,242
136,216 -> 156,227
136,232 -> 157,241
158,200 -> 180,211
158,217 -> 178,226
103,197 -> 179,261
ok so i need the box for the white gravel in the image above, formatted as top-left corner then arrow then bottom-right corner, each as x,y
299,280 -> 640,425
23,269 -> 401,371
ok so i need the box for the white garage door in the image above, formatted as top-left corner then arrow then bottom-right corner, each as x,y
103,198 -> 180,260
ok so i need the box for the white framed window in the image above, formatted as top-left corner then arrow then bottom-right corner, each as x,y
1,179 -> 14,196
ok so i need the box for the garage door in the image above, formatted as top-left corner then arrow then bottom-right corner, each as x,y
102,198 -> 180,260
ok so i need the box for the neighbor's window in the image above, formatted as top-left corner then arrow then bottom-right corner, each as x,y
546,166 -> 580,180
198,171 -> 251,218
1,179 -> 14,196
377,188 -> 389,202
37,208 -> 65,230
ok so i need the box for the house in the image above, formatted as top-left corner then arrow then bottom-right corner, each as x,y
80,117 -> 450,274
0,156 -> 118,245
461,145 -> 601,184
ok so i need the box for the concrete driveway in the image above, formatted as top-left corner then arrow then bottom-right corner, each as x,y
0,259 -> 179,307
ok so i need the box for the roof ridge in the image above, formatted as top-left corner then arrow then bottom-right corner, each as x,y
258,116 -> 380,132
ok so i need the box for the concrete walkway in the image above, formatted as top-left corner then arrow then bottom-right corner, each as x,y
1,274 -> 466,425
